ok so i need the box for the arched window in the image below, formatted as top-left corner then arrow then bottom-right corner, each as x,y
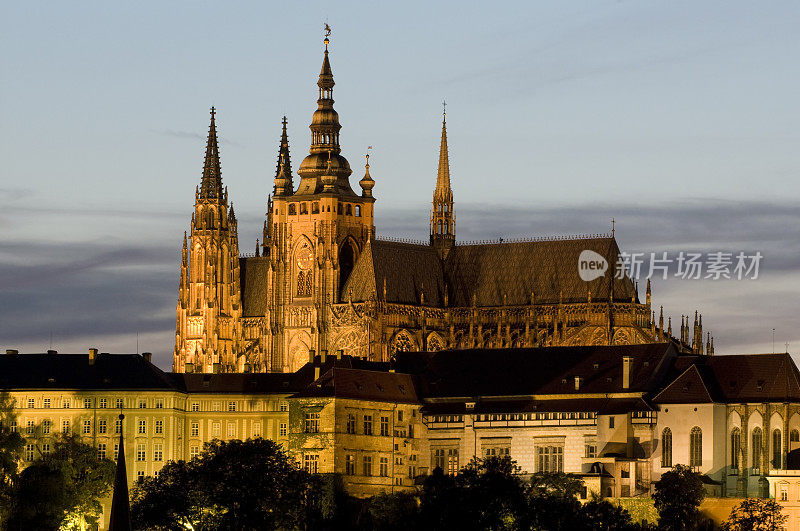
661,428 -> 672,468
288,204 -> 296,215
773,429 -> 782,469
346,204 -> 352,216
390,331 -> 415,356
300,203 -> 308,215
730,428 -> 740,470
689,427 -> 702,468
354,205 -> 361,217
752,427 -> 763,474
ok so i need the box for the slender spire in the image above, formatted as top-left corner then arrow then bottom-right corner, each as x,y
273,117 -> 294,196
108,414 -> 131,531
359,148 -> 375,197
430,102 -> 455,256
199,107 -> 223,200
435,102 -> 452,198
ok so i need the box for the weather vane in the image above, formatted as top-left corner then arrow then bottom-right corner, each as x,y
442,100 -> 447,117
325,23 -> 331,39
366,145 -> 373,164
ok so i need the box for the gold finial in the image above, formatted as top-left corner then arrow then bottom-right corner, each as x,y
324,23 -> 331,49
611,217 -> 615,237
366,145 -> 372,167
442,100 -> 447,120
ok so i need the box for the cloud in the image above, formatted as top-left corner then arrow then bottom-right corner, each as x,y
2,197 -> 798,369
149,129 -> 243,147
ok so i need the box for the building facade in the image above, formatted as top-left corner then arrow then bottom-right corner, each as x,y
172,33 -> 712,375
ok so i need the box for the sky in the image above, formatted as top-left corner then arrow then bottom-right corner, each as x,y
1,1 -> 799,370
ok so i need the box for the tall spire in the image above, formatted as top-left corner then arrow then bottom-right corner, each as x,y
296,25 -> 354,195
199,107 -> 223,200
430,102 -> 455,257
108,414 -> 131,531
273,117 -> 293,196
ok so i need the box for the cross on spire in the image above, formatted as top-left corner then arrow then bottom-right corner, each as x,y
442,100 -> 447,119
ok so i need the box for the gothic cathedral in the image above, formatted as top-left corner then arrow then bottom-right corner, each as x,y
174,34 -> 711,374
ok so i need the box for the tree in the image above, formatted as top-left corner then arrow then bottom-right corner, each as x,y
577,499 -> 641,531
3,434 -> 115,531
131,438 -> 318,531
0,391 -> 24,524
723,498 -> 788,531
367,491 -> 420,531
652,464 -> 705,530
524,472 -> 584,531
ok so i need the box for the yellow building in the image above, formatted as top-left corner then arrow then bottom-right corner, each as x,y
172,32 -> 711,375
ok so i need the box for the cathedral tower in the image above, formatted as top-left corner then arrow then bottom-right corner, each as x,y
430,106 -> 455,257
174,108 -> 242,373
263,29 -> 376,372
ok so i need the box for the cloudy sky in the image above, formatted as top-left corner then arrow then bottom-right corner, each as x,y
2,1 -> 799,370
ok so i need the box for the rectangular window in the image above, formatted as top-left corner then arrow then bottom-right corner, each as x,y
279,423 -> 287,437
363,455 -> 372,476
84,398 -> 92,409
609,416 -> 615,429
398,410 -> 404,422
252,422 -> 262,438
137,470 -> 145,481
227,422 -> 236,438
537,446 -> 564,473
97,419 -> 106,434
42,419 -> 51,435
116,398 -> 123,409
780,485 -> 789,502
303,454 -> 319,474
380,416 -> 390,437
99,398 -> 107,409
380,457 -> 389,477
25,444 -> 35,461
115,419 -> 122,434
447,449 -> 459,476
27,420 -> 35,435
190,445 -> 200,459
27,398 -> 35,408
97,443 -> 106,460
154,443 -> 163,462
191,422 -> 199,437
434,449 -> 446,471
62,400 -> 70,409
43,398 -> 50,409
346,413 -> 356,434
364,415 -> 373,435
228,401 -> 237,412
585,444 -> 597,458
409,423 -> 414,439
9,420 -> 17,433
136,443 -> 146,462
280,403 -> 288,412
305,412 -> 320,433
138,420 -> 146,434
155,399 -> 164,409
114,444 -> 119,460
213,402 -> 221,412
139,400 -> 147,409
61,419 -> 70,434
191,402 -> 200,412
155,420 -> 163,435
345,454 -> 355,475
212,422 -> 220,437
83,420 -> 91,434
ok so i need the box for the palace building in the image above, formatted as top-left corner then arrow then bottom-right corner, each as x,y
172,33 -> 712,375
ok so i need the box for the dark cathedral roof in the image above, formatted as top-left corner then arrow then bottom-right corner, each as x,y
342,236 -> 636,307
240,257 -> 269,317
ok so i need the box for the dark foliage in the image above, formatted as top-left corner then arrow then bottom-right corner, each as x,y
652,464 -> 705,531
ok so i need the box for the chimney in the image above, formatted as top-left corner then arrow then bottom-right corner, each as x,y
6,349 -> 18,355
89,348 -> 98,365
212,363 -> 220,374
142,352 -> 152,363
321,350 -> 327,363
308,349 -> 316,364
622,356 -> 633,389
185,362 -> 194,373
574,376 -> 583,391
243,363 -> 251,373
47,349 -> 57,355
336,349 -> 343,360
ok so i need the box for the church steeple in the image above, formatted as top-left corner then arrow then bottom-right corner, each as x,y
199,107 -> 223,200
273,117 -> 293,196
430,103 -> 455,257
296,27 -> 354,195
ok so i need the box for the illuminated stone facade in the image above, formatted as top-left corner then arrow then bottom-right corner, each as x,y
173,34 -> 711,374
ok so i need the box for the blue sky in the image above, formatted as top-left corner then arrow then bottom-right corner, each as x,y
1,1 -> 799,369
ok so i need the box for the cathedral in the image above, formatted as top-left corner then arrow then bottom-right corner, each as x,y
173,33 -> 710,374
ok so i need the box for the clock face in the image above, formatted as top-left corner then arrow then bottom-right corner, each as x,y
297,247 -> 313,271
